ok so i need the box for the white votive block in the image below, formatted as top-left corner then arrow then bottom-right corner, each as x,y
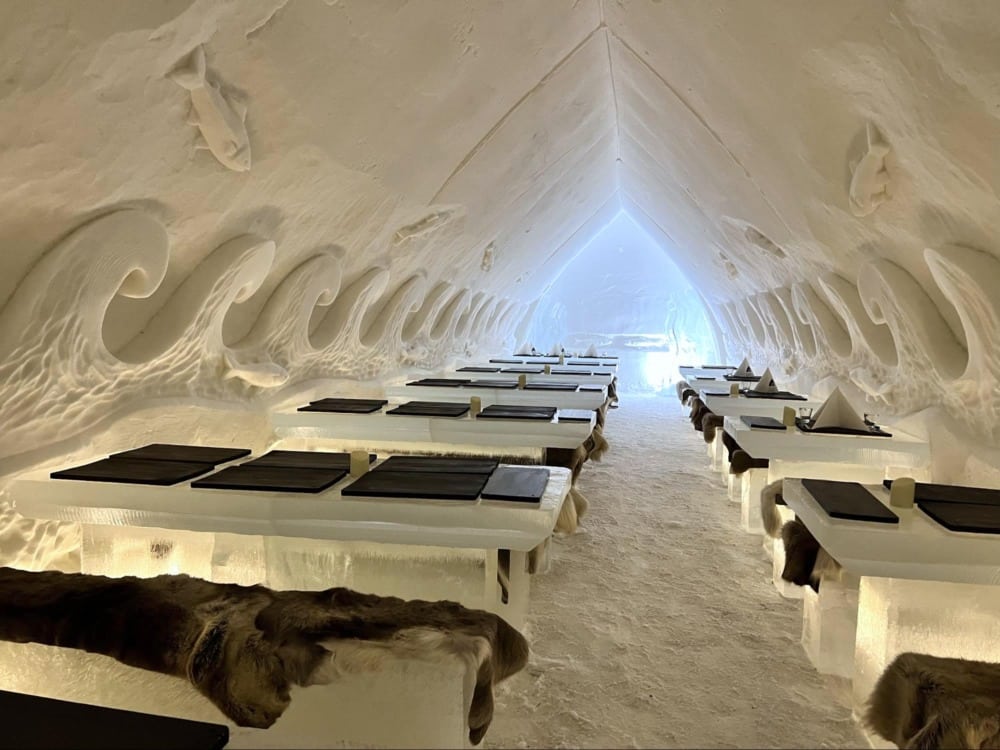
853,577 -> 1000,718
801,575 -> 859,678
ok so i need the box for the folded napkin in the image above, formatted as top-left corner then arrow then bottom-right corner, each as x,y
548,343 -> 563,356
515,342 -> 534,356
810,386 -> 868,431
752,367 -> 779,394
584,343 -> 599,357
734,357 -> 754,378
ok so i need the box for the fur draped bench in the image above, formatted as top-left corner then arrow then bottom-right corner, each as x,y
0,567 -> 528,745
866,652 -> 1000,749
759,482 -> 842,592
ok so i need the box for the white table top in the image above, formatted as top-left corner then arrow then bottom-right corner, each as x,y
700,390 -> 824,418
385,383 -> 607,409
454,367 -> 613,384
271,407 -> 595,450
783,478 -> 1000,585
11,460 -> 571,552
723,416 -> 930,469
487,358 -> 619,374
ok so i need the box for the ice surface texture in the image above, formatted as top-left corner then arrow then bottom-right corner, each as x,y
0,566 -> 528,744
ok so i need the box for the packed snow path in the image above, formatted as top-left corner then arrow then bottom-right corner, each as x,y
487,394 -> 866,749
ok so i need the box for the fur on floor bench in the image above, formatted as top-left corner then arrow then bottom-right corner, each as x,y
0,567 -> 528,745
866,652 -> 1000,749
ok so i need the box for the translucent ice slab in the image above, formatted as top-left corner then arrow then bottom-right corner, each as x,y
701,391 -> 824,419
271,407 -> 595,455
0,640 -> 473,749
384,383 -> 607,409
853,577 -> 1000,720
801,574 -> 860,678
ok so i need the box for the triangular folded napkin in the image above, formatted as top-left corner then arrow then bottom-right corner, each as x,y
810,386 -> 868,431
584,343 -> 599,357
515,342 -> 534,356
734,357 -> 754,377
548,343 -> 563,356
753,367 -> 779,393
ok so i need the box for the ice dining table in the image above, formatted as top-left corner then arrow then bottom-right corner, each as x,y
384,379 -> 608,409
678,365 -> 735,380
270,399 -> 597,460
454,364 -> 614,385
780,478 -> 1000,724
488,357 -> 619,375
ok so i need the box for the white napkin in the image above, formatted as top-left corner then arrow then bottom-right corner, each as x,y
734,357 -> 754,377
753,367 -> 779,393
548,343 -> 562,356
584,343 -> 599,357
515,342 -> 534,356
810,387 -> 868,431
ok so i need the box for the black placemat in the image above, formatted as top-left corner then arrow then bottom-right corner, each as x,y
386,401 -> 470,417
457,366 -> 501,373
489,358 -> 523,364
374,455 -> 498,474
557,409 -> 595,423
700,364 -> 735,369
724,374 -> 759,382
341,470 -> 488,500
477,405 -> 557,421
0,689 -> 229,750
500,367 -> 545,374
802,478 -> 898,524
742,390 -> 808,401
109,444 -> 250,465
299,398 -> 387,414
242,450 -> 376,470
407,378 -> 470,387
51,458 -> 215,486
796,417 -> 892,438
523,383 -> 579,391
462,379 -> 520,389
702,390 -> 733,397
578,385 -> 605,392
481,466 -> 550,503
918,501 -> 1000,534
192,464 -> 347,493
551,368 -> 591,375
740,416 -> 787,430
883,480 -> 1000,507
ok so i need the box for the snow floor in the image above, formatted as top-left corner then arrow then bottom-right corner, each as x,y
486,394 -> 867,749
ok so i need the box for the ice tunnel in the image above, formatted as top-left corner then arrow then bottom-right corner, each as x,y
1,1 -> 1000,748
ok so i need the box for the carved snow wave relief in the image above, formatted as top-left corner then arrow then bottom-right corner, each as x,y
0,209 -> 517,474
713,246 -> 1000,441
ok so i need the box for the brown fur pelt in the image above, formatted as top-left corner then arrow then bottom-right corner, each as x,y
728,449 -> 769,475
722,431 -> 739,461
779,519 -> 842,592
760,479 -> 785,538
702,413 -> 724,444
688,397 -> 708,429
681,388 -> 697,405
0,567 -> 528,744
588,425 -> 610,462
866,652 -> 1000,749
675,380 -> 691,402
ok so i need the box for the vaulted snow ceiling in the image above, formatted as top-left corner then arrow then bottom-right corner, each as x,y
1,0 -> 999,467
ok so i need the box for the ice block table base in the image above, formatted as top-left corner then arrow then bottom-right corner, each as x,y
0,640 -> 473,749
801,574 -> 859,679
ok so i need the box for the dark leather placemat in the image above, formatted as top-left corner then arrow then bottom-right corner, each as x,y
796,418 -> 892,437
578,385 -> 604,392
341,470 -> 488,500
918,501 -> 1000,534
882,480 -> 1000,507
500,367 -> 545,374
109,444 -> 250,465
51,458 -> 215,486
481,466 -> 550,503
242,450 -> 375,470
702,390 -> 733,397
489,358 -> 523,364
742,390 -> 808,401
557,409 -> 595,423
0,689 -> 229,750
477,405 -> 557,421
802,478 -> 898,524
192,465 -> 347,493
700,364 -> 735,369
457,366 -> 501,373
299,398 -> 387,414
523,382 -> 579,391
724,374 -> 759,382
406,378 -> 469,388
740,416 -> 787,430
374,455 -> 498,474
386,401 -> 470,417
551,368 -> 590,375
462,379 -> 520,389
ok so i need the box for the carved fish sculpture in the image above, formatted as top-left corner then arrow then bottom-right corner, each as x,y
169,46 -> 251,172
848,122 -> 890,217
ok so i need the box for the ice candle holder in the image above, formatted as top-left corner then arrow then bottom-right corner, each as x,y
889,476 -> 915,509
470,396 -> 482,416
729,383 -> 740,397
350,450 -> 370,477
782,406 -> 796,426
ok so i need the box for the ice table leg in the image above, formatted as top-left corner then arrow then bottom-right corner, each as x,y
853,577 -> 1000,722
82,525 -> 213,580
0,640 -> 473,749
727,471 -> 741,504
801,573 -> 860,678
740,468 -> 768,534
